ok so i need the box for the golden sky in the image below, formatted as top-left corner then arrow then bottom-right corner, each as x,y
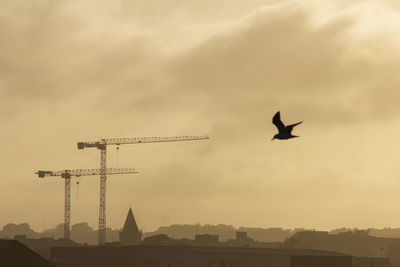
2,0 -> 400,233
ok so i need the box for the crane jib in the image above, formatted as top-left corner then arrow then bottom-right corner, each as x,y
75,134 -> 209,246
77,135 -> 209,149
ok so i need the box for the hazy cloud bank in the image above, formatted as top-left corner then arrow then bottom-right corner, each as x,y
2,0 -> 400,231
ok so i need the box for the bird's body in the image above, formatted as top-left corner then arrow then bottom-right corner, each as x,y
271,111 -> 302,141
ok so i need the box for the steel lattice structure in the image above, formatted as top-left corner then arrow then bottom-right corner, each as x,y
36,168 -> 138,240
77,135 -> 209,246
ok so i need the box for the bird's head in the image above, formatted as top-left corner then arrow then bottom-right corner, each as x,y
271,134 -> 278,141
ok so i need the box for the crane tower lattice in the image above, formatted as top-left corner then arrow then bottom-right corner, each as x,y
77,135 -> 209,246
36,168 -> 139,240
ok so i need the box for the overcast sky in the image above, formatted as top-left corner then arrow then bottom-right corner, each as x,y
2,0 -> 400,233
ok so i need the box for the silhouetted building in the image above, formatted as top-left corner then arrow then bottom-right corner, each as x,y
0,239 -> 55,267
51,245 -> 353,267
142,232 -> 280,248
236,231 -> 249,241
119,208 -> 142,246
283,231 -> 391,266
353,256 -> 390,267
226,231 -> 255,247
195,234 -> 219,244
13,234 -> 80,260
142,234 -> 171,245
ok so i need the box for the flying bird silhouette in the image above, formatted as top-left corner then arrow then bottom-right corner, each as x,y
271,111 -> 302,141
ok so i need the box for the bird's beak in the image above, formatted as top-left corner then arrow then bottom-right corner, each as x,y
271,137 -> 275,141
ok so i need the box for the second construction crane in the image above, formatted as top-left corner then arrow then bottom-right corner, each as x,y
36,168 -> 138,240
78,135 -> 209,246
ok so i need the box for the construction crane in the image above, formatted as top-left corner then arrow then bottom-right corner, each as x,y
36,168 -> 139,240
77,135 -> 209,246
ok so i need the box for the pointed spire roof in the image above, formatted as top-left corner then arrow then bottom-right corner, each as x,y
122,208 -> 140,234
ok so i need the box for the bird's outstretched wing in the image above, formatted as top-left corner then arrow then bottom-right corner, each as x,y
286,121 -> 302,134
272,111 -> 286,134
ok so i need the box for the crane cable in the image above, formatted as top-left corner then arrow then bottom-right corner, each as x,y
116,146 -> 120,167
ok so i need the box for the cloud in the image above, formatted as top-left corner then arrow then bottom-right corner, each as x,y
3,0 -> 399,125
3,0 -> 400,231
163,2 -> 400,129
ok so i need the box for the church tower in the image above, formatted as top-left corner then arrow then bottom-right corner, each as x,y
119,207 -> 142,246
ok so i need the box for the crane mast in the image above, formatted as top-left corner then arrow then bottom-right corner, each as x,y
36,168 -> 138,240
99,146 -> 107,245
78,135 -> 209,246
